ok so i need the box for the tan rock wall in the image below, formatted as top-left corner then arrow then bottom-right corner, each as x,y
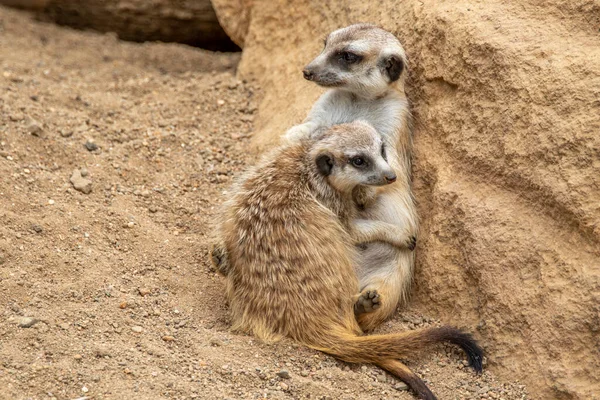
212,0 -> 600,398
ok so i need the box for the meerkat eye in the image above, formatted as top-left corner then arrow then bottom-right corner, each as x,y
340,51 -> 360,64
350,156 -> 366,168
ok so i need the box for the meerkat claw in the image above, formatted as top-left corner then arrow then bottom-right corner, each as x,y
407,236 -> 417,251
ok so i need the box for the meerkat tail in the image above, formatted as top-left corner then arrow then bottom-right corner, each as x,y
377,359 -> 437,400
311,326 -> 483,372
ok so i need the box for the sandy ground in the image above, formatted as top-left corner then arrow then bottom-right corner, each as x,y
0,7 -> 529,400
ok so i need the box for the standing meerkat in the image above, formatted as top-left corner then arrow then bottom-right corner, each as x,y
218,121 -> 482,400
213,24 -> 417,331
283,23 -> 418,331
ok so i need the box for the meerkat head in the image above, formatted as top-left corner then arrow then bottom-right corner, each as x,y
309,120 -> 396,193
302,23 -> 407,97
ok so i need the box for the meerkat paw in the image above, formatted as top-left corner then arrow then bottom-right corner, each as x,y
354,289 -> 382,315
283,124 -> 312,144
406,235 -> 417,251
211,243 -> 230,276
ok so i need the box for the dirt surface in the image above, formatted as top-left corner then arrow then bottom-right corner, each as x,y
212,1 -> 600,398
0,7 -> 531,400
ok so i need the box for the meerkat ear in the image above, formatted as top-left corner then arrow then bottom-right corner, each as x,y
316,153 -> 334,176
383,54 -> 404,82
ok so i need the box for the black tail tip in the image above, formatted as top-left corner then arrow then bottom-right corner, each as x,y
438,327 -> 484,373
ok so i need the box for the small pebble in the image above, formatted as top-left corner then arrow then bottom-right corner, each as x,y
70,169 -> 92,194
84,140 -> 98,151
395,382 -> 409,391
277,370 -> 291,379
74,354 -> 82,361
162,335 -> 175,342
32,224 -> 43,233
26,120 -> 43,136
279,382 -> 289,391
18,317 -> 38,328
131,326 -> 143,333
48,199 -> 55,205
138,287 -> 151,296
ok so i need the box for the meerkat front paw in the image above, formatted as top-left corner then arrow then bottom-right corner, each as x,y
354,289 -> 381,315
211,243 -> 230,276
283,123 -> 312,144
407,235 -> 417,251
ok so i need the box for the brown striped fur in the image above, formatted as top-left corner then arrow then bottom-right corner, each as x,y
217,122 -> 483,400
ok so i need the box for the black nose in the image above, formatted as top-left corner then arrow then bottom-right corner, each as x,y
385,174 -> 397,184
303,69 -> 314,80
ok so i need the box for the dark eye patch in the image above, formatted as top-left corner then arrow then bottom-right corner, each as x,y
349,154 -> 371,169
338,51 -> 362,65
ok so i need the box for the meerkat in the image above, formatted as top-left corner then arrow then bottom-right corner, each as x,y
217,121 -> 482,400
212,25 -> 417,331
283,23 -> 418,331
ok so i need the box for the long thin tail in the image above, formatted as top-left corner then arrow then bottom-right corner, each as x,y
378,359 -> 437,400
308,326 -> 483,400
314,325 -> 483,372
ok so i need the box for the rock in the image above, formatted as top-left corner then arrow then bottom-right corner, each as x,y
93,346 -> 110,358
70,169 -> 92,194
36,0 -> 237,51
212,1 -> 600,398
131,326 -> 143,333
276,370 -> 290,379
162,335 -> 175,342
394,382 -> 409,391
59,129 -> 73,137
26,119 -> 43,136
138,287 -> 151,296
84,140 -> 98,151
279,382 -> 289,391
211,0 -> 250,47
74,354 -> 82,360
31,224 -> 43,233
18,316 -> 38,328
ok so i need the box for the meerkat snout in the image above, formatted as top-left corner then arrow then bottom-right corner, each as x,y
303,68 -> 314,81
